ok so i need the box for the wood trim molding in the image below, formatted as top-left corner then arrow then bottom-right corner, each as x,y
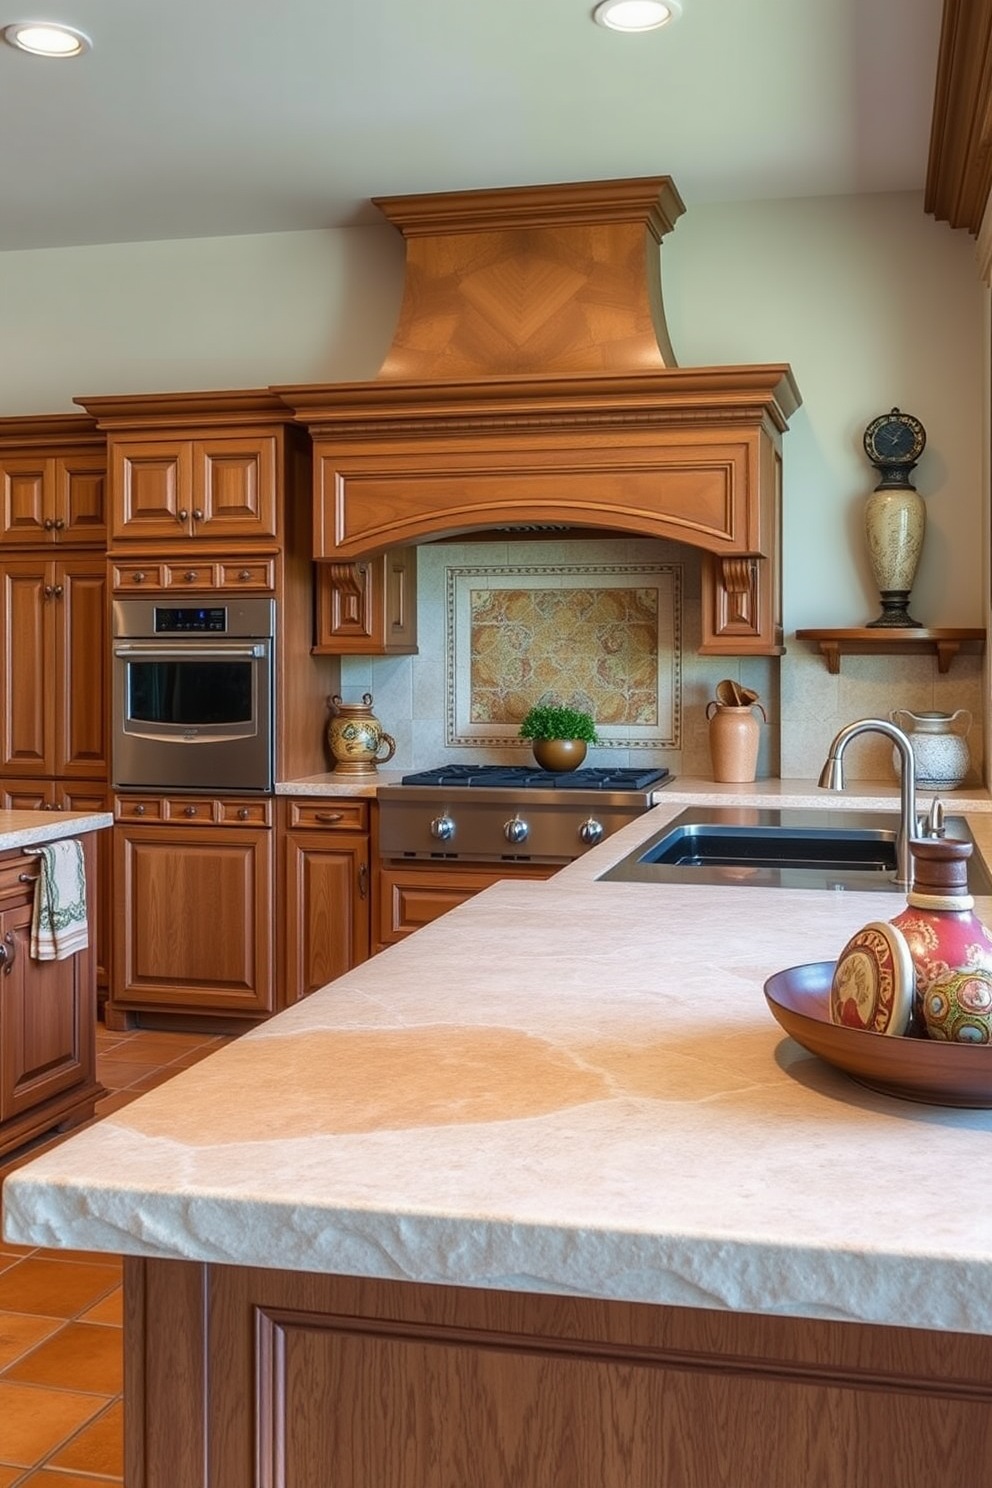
925,0 -> 992,232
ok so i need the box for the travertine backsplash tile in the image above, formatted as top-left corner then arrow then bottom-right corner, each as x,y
338,536 -> 983,784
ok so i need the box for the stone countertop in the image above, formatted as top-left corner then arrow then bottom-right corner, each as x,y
5,790 -> 992,1338
0,810 -> 113,852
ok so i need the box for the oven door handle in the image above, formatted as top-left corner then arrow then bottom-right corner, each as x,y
112,642 -> 267,661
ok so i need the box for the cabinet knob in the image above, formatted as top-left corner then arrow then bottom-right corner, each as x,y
184,570 -> 199,582
43,585 -> 55,598
43,517 -> 55,531
237,807 -> 249,820
177,508 -> 189,523
53,584 -> 64,598
192,508 -> 204,522
184,805 -> 198,817
132,570 -> 146,583
53,517 -> 65,530
135,803 -> 146,816
238,569 -> 251,582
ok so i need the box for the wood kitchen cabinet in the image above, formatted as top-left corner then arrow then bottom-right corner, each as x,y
108,431 -> 278,545
111,795 -> 275,1027
0,554 -> 108,781
0,833 -> 102,1158
376,861 -> 556,951
313,548 -> 418,655
280,798 -> 371,1001
0,415 -> 106,549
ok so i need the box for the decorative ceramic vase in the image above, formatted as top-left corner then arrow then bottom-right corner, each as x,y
706,701 -> 766,783
532,738 -> 587,772
326,693 -> 396,775
863,481 -> 926,628
890,838 -> 992,1043
889,708 -> 972,792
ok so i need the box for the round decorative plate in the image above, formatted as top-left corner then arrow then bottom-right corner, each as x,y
830,921 -> 915,1036
764,961 -> 992,1108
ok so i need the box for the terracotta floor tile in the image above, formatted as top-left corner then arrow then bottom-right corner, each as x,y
0,1380 -> 107,1467
16,1470 -> 121,1487
130,1068 -> 184,1092
0,1466 -> 24,1486
79,1288 -> 122,1326
0,1259 -> 120,1319
93,1058 -> 160,1091
107,1031 -> 219,1062
33,1250 -> 120,1272
4,1321 -> 122,1395
0,1311 -> 62,1370
48,1396 -> 123,1478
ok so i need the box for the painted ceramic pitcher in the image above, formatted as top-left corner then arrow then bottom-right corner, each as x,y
889,708 -> 971,792
326,693 -> 397,775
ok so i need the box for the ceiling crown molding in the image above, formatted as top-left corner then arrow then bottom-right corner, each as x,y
926,0 -> 992,232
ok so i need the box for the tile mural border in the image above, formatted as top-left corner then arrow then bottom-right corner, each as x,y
446,562 -> 683,749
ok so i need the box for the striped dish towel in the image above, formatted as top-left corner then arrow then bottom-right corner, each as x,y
22,838 -> 89,961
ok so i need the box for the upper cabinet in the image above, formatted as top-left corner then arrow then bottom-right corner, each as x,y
109,432 -> 278,545
0,414 -> 106,548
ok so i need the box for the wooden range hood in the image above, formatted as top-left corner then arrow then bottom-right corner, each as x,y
279,178 -> 802,655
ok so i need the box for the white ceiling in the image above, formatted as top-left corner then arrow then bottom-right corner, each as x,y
0,0 -> 945,253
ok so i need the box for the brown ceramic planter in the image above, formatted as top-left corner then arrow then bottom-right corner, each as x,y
532,739 -> 587,772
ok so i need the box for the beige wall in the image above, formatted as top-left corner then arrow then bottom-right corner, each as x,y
0,189 -> 986,781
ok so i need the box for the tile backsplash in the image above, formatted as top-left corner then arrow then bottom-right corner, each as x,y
337,535 -> 984,786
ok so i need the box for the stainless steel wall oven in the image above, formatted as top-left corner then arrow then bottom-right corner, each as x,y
111,597 -> 275,793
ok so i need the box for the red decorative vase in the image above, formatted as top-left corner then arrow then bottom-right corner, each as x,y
890,839 -> 992,1042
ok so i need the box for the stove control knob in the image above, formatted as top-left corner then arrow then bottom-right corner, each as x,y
504,815 -> 529,844
579,817 -> 605,846
430,814 -> 455,842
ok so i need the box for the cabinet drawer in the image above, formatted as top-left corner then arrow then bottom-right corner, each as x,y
116,795 -> 273,826
286,799 -> 369,833
217,559 -> 275,590
162,561 -> 219,589
0,854 -> 34,905
112,563 -> 168,591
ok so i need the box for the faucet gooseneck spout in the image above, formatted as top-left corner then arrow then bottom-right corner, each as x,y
818,718 -> 917,888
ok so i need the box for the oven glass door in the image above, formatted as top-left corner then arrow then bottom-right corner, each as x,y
113,639 -> 273,792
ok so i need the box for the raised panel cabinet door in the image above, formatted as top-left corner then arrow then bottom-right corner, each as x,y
0,557 -> 55,776
56,451 -> 107,544
111,439 -> 195,541
194,435 -> 278,541
283,833 -> 370,1002
0,455 -> 53,545
113,823 -> 274,1015
0,897 -> 86,1120
55,558 -> 108,778
61,785 -> 112,994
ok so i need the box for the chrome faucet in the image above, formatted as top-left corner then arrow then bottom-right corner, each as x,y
818,718 -> 917,888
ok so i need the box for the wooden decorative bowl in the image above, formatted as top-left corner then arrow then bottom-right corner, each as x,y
764,961 -> 992,1108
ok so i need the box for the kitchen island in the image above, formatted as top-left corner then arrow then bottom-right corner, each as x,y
0,809 -> 111,1159
4,789 -> 992,1486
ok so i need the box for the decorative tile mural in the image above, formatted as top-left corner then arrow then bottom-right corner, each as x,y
446,563 -> 682,748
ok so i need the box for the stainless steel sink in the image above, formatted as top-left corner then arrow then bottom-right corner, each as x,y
598,806 -> 992,893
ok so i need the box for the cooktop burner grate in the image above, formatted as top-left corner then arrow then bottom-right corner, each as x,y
399,765 -> 670,790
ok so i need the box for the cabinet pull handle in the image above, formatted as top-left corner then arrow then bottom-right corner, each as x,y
192,508 -> 204,522
315,812 -> 344,823
0,931 -> 15,974
177,508 -> 189,523
358,862 -> 369,899
18,872 -> 37,884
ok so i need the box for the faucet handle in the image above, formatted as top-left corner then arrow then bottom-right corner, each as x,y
922,797 -> 946,839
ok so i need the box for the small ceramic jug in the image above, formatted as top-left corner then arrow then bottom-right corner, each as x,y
326,693 -> 396,775
889,708 -> 971,791
706,700 -> 767,783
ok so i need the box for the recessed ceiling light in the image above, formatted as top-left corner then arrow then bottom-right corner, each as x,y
2,20 -> 91,56
593,0 -> 682,31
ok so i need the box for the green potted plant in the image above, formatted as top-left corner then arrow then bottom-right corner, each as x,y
517,703 -> 598,772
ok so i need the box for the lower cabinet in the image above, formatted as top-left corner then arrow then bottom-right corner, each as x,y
280,798 -> 371,1002
376,862 -> 558,951
111,795 -> 275,1026
0,779 -> 111,995
0,834 -> 102,1157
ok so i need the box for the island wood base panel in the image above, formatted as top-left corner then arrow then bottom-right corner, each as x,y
126,1260 -> 992,1488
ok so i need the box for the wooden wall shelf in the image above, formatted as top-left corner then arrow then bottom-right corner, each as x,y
794,627 -> 986,674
